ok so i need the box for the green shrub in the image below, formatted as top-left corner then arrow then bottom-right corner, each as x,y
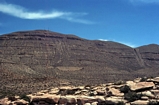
20,94 -> 30,103
89,92 -> 95,96
148,101 -> 159,105
120,85 -> 130,93
140,77 -> 148,82
124,91 -> 142,102
8,96 -> 16,101
117,101 -> 125,105
66,89 -> 76,95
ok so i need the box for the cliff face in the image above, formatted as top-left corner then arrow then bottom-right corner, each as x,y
137,44 -> 159,67
0,30 -> 159,94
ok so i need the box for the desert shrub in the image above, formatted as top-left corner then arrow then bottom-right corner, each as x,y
124,91 -> 142,102
105,91 -> 112,97
140,77 -> 148,82
8,96 -> 16,101
67,90 -> 75,95
89,92 -> 95,96
148,100 -> 159,105
117,101 -> 125,105
20,94 -> 30,103
120,85 -> 131,93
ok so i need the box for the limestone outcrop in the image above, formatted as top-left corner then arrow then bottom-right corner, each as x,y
1,77 -> 159,105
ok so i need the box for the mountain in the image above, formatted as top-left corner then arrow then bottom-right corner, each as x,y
0,30 -> 159,95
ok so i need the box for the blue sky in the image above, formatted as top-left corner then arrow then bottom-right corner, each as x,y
0,0 -> 159,47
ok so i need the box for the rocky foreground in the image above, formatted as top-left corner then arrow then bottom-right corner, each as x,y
1,77 -> 159,105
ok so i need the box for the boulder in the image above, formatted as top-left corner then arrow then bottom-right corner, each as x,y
130,100 -> 148,105
84,103 -> 91,105
95,96 -> 105,102
141,91 -> 155,98
0,98 -> 11,105
58,96 -> 68,104
77,96 -> 97,105
141,96 -> 149,100
58,86 -> 79,95
49,88 -> 59,94
92,91 -> 98,96
126,81 -> 134,85
96,89 -> 105,95
77,86 -> 85,90
134,78 -> 142,83
40,90 -> 49,94
65,96 -> 76,104
31,95 -> 60,104
35,92 -> 45,96
81,89 -> 89,92
75,90 -> 82,95
109,88 -> 124,96
127,82 -> 154,91
151,77 -> 159,83
52,96 -> 60,104
12,99 -> 29,105
150,89 -> 159,98
105,96 -> 127,104
91,101 -> 98,105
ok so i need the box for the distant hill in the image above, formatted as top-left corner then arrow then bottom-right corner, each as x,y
0,30 -> 159,95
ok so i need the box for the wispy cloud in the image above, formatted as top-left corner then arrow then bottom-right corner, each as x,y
119,42 -> 136,48
99,39 -> 136,48
99,39 -> 108,41
63,17 -> 95,24
0,3 -> 94,24
129,0 -> 159,4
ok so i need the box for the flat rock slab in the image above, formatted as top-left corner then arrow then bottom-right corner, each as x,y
151,77 -> 159,83
130,100 -> 148,105
106,96 -> 127,103
127,82 -> 155,91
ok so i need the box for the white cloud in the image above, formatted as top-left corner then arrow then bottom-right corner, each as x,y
0,3 -> 93,24
99,39 -> 108,41
98,39 -> 136,48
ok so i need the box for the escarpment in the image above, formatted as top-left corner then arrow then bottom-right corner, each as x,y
0,30 -> 159,95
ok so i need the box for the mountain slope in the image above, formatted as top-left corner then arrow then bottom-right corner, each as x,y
0,30 -> 159,95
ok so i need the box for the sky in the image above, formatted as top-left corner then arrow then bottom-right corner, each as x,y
0,0 -> 159,48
